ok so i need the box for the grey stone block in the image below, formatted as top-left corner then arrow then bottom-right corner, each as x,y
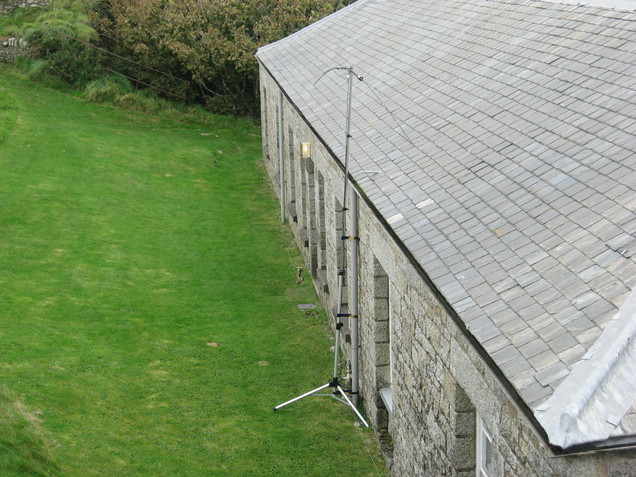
449,435 -> 476,471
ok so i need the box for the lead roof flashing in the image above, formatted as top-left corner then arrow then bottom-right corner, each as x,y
545,0 -> 636,10
535,289 -> 636,451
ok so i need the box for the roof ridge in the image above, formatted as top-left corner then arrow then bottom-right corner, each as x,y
538,0 -> 636,11
256,0 -> 374,57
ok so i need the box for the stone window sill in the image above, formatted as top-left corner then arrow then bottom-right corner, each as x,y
380,387 -> 393,416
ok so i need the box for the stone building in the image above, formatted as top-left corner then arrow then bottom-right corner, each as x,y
257,0 -> 636,475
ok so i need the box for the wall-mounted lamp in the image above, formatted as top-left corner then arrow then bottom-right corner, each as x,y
301,142 -> 311,159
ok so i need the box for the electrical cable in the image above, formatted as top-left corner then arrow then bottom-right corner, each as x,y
50,27 -> 190,99
315,66 -> 416,176
359,77 -> 416,149
102,68 -> 186,100
354,420 -> 385,477
54,28 -> 188,84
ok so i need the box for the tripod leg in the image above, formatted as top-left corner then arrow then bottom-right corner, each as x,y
273,383 -> 331,411
336,385 -> 369,427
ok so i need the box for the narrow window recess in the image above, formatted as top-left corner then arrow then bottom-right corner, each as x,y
380,283 -> 393,416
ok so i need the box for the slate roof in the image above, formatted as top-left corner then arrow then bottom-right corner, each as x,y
256,0 -> 636,450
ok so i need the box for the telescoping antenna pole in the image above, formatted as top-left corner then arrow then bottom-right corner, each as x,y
273,66 -> 368,427
333,65 -> 356,386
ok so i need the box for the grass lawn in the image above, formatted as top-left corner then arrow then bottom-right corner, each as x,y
0,69 -> 386,476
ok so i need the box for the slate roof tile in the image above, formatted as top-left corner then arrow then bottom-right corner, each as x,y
520,338 -> 551,359
557,342 -> 588,367
492,344 -> 523,365
548,332 -> 579,355
529,348 -> 561,372
536,361 -> 570,386
523,381 -> 553,407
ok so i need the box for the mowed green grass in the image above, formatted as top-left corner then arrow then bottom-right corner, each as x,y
0,70 -> 386,476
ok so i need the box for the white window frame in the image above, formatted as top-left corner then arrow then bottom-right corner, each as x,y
476,414 -> 495,477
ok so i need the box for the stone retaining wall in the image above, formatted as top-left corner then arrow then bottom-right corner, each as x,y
0,39 -> 30,63
0,0 -> 47,12
0,45 -> 26,63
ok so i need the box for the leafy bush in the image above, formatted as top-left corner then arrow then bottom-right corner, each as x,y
114,91 -> 162,114
46,39 -> 102,85
25,59 -> 48,81
7,0 -> 353,116
21,0 -> 102,85
90,0 -> 354,116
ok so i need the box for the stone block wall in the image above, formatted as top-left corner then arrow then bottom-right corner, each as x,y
0,0 -> 47,10
259,66 -> 636,476
0,44 -> 28,63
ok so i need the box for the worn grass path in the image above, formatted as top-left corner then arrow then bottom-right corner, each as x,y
0,69 -> 386,476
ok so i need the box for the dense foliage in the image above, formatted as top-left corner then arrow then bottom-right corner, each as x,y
20,0 -> 101,85
11,0 -> 353,116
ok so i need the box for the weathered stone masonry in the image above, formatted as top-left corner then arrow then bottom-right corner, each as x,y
259,66 -> 635,476
0,43 -> 29,63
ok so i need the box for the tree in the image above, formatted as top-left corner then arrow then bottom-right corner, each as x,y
91,0 -> 353,115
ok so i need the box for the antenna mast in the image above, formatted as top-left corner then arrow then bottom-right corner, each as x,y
274,66 -> 367,427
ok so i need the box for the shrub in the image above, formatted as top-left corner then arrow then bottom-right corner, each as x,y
21,0 -> 102,86
83,74 -> 132,103
0,3 -> 44,37
90,0 -> 355,116
25,59 -> 49,81
114,92 -> 161,114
